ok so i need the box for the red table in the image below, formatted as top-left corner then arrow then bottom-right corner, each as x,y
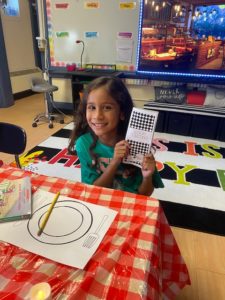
0,165 -> 190,299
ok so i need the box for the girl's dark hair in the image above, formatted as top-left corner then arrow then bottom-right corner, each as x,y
68,76 -> 134,156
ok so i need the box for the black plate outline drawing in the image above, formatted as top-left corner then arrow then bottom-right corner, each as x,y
27,200 -> 93,245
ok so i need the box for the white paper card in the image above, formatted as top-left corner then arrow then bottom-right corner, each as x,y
0,189 -> 117,269
123,108 -> 158,167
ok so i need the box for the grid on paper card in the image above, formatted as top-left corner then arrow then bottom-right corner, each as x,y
123,108 -> 158,167
129,110 -> 156,132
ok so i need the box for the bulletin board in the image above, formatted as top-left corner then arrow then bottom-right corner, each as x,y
45,0 -> 140,71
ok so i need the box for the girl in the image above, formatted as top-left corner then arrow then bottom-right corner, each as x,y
68,76 -> 164,196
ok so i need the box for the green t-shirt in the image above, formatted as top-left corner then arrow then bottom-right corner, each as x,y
75,133 -> 164,194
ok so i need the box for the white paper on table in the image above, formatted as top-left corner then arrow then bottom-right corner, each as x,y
24,161 -> 81,182
123,108 -> 158,168
0,189 -> 117,269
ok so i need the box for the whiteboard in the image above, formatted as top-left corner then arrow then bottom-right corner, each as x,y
46,0 -> 140,70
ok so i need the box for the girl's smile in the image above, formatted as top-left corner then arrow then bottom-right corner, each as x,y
86,88 -> 124,145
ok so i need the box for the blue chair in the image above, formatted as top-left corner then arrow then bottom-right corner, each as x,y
0,122 -> 27,168
31,77 -> 64,129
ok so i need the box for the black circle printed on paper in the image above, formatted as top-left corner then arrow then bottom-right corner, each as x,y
27,200 -> 93,245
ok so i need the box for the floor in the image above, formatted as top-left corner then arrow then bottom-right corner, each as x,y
1,94 -> 225,300
0,94 -> 73,164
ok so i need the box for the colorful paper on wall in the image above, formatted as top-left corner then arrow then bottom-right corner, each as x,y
84,1 -> 100,9
55,3 -> 69,9
119,2 -> 136,9
56,32 -> 69,38
85,32 -> 99,38
118,32 -> 133,39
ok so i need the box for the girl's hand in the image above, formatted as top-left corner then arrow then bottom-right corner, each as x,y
112,140 -> 130,165
141,153 -> 156,179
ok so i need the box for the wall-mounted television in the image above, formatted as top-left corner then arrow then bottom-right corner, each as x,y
137,0 -> 225,84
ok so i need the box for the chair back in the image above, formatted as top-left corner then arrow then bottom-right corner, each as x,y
31,77 -> 58,93
31,77 -> 46,93
0,122 -> 27,168
31,77 -> 46,87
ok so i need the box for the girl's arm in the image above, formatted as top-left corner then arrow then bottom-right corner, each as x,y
138,154 -> 156,196
93,140 -> 129,188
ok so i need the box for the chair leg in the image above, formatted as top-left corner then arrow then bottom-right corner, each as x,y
32,112 -> 53,128
15,155 -> 22,169
46,92 -> 65,126
32,92 -> 64,128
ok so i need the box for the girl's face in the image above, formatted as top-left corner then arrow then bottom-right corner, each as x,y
86,87 -> 124,146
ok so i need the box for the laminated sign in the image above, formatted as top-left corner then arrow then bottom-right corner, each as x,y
123,108 -> 158,168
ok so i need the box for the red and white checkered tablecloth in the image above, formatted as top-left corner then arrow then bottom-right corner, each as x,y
0,165 -> 190,300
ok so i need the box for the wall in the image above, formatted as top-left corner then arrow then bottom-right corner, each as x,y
0,0 -> 214,108
46,0 -> 139,70
0,13 -> 14,107
1,0 -> 40,93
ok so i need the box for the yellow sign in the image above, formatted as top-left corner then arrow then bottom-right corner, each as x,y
84,1 -> 100,9
119,2 -> 136,9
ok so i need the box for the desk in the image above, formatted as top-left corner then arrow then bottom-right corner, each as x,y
49,69 -> 123,111
0,165 -> 190,299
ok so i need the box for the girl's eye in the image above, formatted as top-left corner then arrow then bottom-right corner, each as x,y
87,105 -> 95,110
103,105 -> 113,111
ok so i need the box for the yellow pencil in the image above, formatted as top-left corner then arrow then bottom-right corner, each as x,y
37,192 -> 60,236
